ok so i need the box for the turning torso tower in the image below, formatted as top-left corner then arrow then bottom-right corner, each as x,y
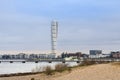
51,21 -> 58,55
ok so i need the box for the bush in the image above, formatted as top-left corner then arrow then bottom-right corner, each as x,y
80,60 -> 96,66
112,62 -> 120,66
68,67 -> 72,72
31,78 -> 35,80
43,64 -> 72,75
44,66 -> 53,75
55,63 -> 68,72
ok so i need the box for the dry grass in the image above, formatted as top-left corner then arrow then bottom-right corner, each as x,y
44,63 -> 72,75
111,62 -> 120,66
79,60 -> 96,66
31,78 -> 35,80
44,66 -> 53,75
55,63 -> 68,72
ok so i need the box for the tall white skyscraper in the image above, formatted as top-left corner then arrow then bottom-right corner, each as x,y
51,20 -> 58,55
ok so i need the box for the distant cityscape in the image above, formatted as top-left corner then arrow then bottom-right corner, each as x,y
0,50 -> 120,60
0,22 -> 120,61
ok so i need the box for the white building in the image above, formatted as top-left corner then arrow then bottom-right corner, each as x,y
89,54 -> 110,58
47,53 -> 56,59
17,53 -> 29,59
38,54 -> 47,59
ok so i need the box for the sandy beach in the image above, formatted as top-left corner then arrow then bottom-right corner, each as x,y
0,63 -> 120,80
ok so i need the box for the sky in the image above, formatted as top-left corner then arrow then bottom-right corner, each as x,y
0,0 -> 120,54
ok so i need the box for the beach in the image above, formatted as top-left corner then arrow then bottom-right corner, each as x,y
0,63 -> 120,80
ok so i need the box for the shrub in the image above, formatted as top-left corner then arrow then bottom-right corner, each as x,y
112,62 -> 120,66
68,67 -> 72,72
31,78 -> 35,80
80,60 -> 96,66
55,63 -> 68,72
44,66 -> 53,75
43,64 -> 72,75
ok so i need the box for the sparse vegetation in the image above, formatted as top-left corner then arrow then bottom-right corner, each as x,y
32,61 -> 101,76
44,66 -> 53,75
43,63 -> 72,75
68,67 -> 72,72
55,63 -> 68,72
31,78 -> 35,80
78,60 -> 111,67
79,60 -> 96,66
111,62 -> 120,66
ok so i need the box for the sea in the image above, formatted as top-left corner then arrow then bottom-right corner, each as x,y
0,61 -> 78,75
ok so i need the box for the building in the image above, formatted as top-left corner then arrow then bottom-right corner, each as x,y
1,55 -> 9,59
17,53 -> 29,59
47,53 -> 56,59
29,54 -> 38,59
38,54 -> 47,59
81,54 -> 89,59
89,54 -> 110,58
51,21 -> 58,55
90,50 -> 102,55
110,51 -> 120,58
61,52 -> 82,59
10,55 -> 16,59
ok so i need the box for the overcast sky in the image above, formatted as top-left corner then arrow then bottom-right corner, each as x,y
0,0 -> 120,54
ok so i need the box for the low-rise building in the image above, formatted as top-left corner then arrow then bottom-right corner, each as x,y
1,54 -> 11,59
47,53 -> 56,59
61,52 -> 82,59
110,51 -> 120,58
17,53 -> 29,59
90,50 -> 102,55
38,54 -> 47,59
89,54 -> 110,58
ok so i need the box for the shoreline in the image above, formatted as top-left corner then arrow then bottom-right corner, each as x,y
0,72 -> 43,77
0,62 -> 109,77
0,63 -> 120,80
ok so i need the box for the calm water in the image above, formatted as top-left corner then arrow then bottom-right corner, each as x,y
0,62 -> 78,75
